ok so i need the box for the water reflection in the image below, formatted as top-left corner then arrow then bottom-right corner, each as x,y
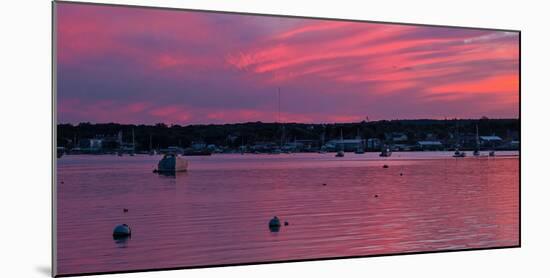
113,235 -> 130,248
56,153 -> 519,275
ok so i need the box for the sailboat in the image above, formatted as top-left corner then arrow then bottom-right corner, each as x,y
148,134 -> 156,155
354,128 -> 365,154
275,87 -> 285,155
473,124 -> 480,156
335,129 -> 345,157
129,128 -> 136,156
379,146 -> 392,157
452,120 -> 466,158
453,148 -> 466,158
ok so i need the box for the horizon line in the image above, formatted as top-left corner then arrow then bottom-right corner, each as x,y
57,117 -> 520,127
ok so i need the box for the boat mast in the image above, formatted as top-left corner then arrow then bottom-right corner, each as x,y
278,88 -> 285,148
475,124 -> 480,151
340,128 -> 344,151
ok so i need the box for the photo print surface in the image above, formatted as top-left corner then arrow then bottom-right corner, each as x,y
54,1 -> 520,276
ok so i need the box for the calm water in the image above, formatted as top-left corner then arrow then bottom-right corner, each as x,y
56,152 -> 519,275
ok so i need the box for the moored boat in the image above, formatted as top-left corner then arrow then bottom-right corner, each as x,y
155,153 -> 188,173
379,147 -> 392,157
453,149 -> 466,158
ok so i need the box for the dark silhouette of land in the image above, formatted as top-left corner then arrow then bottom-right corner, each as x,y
57,118 -> 519,154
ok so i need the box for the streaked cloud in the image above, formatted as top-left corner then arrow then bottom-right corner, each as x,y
56,3 -> 519,124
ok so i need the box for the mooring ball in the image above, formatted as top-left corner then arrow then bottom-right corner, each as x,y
269,217 -> 281,232
113,224 -> 131,238
269,217 -> 280,226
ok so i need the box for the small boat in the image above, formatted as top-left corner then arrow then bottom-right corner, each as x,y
453,149 -> 466,158
155,153 -> 188,173
335,150 -> 345,157
473,150 -> 480,156
379,147 -> 392,157
489,150 -> 495,157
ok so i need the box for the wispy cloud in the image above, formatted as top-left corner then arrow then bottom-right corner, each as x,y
56,2 -> 519,124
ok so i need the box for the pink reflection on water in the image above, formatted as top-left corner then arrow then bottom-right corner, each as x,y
56,152 -> 518,275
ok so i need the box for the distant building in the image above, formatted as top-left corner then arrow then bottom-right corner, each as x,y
390,132 -> 408,142
367,138 -> 381,150
417,140 -> 444,150
79,138 -> 103,152
480,136 -> 502,142
480,136 -> 503,148
326,139 -> 365,152
160,146 -> 184,154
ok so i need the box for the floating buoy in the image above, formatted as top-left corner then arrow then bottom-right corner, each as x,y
123,208 -> 128,213
322,183 -> 327,186
374,194 -> 379,198
400,173 -> 403,176
383,165 -> 389,168
113,224 -> 131,239
269,216 -> 281,232
269,216 -> 281,227
284,221 -> 289,226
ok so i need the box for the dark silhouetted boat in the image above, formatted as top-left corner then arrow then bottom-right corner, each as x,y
379,147 -> 392,157
155,153 -> 188,173
453,149 -> 466,158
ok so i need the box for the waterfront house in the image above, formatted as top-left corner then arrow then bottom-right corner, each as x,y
326,139 -> 365,152
417,140 -> 444,151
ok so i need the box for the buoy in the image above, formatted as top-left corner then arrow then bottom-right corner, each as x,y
284,221 -> 289,226
123,208 -> 128,213
383,165 -> 389,168
113,224 -> 131,238
269,216 -> 281,232
400,173 -> 403,176
322,183 -> 327,186
269,216 -> 281,227
374,194 -> 379,198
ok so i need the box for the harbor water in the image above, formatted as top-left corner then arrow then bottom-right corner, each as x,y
56,152 -> 519,275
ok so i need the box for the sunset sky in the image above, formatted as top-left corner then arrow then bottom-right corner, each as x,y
56,2 -> 519,125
